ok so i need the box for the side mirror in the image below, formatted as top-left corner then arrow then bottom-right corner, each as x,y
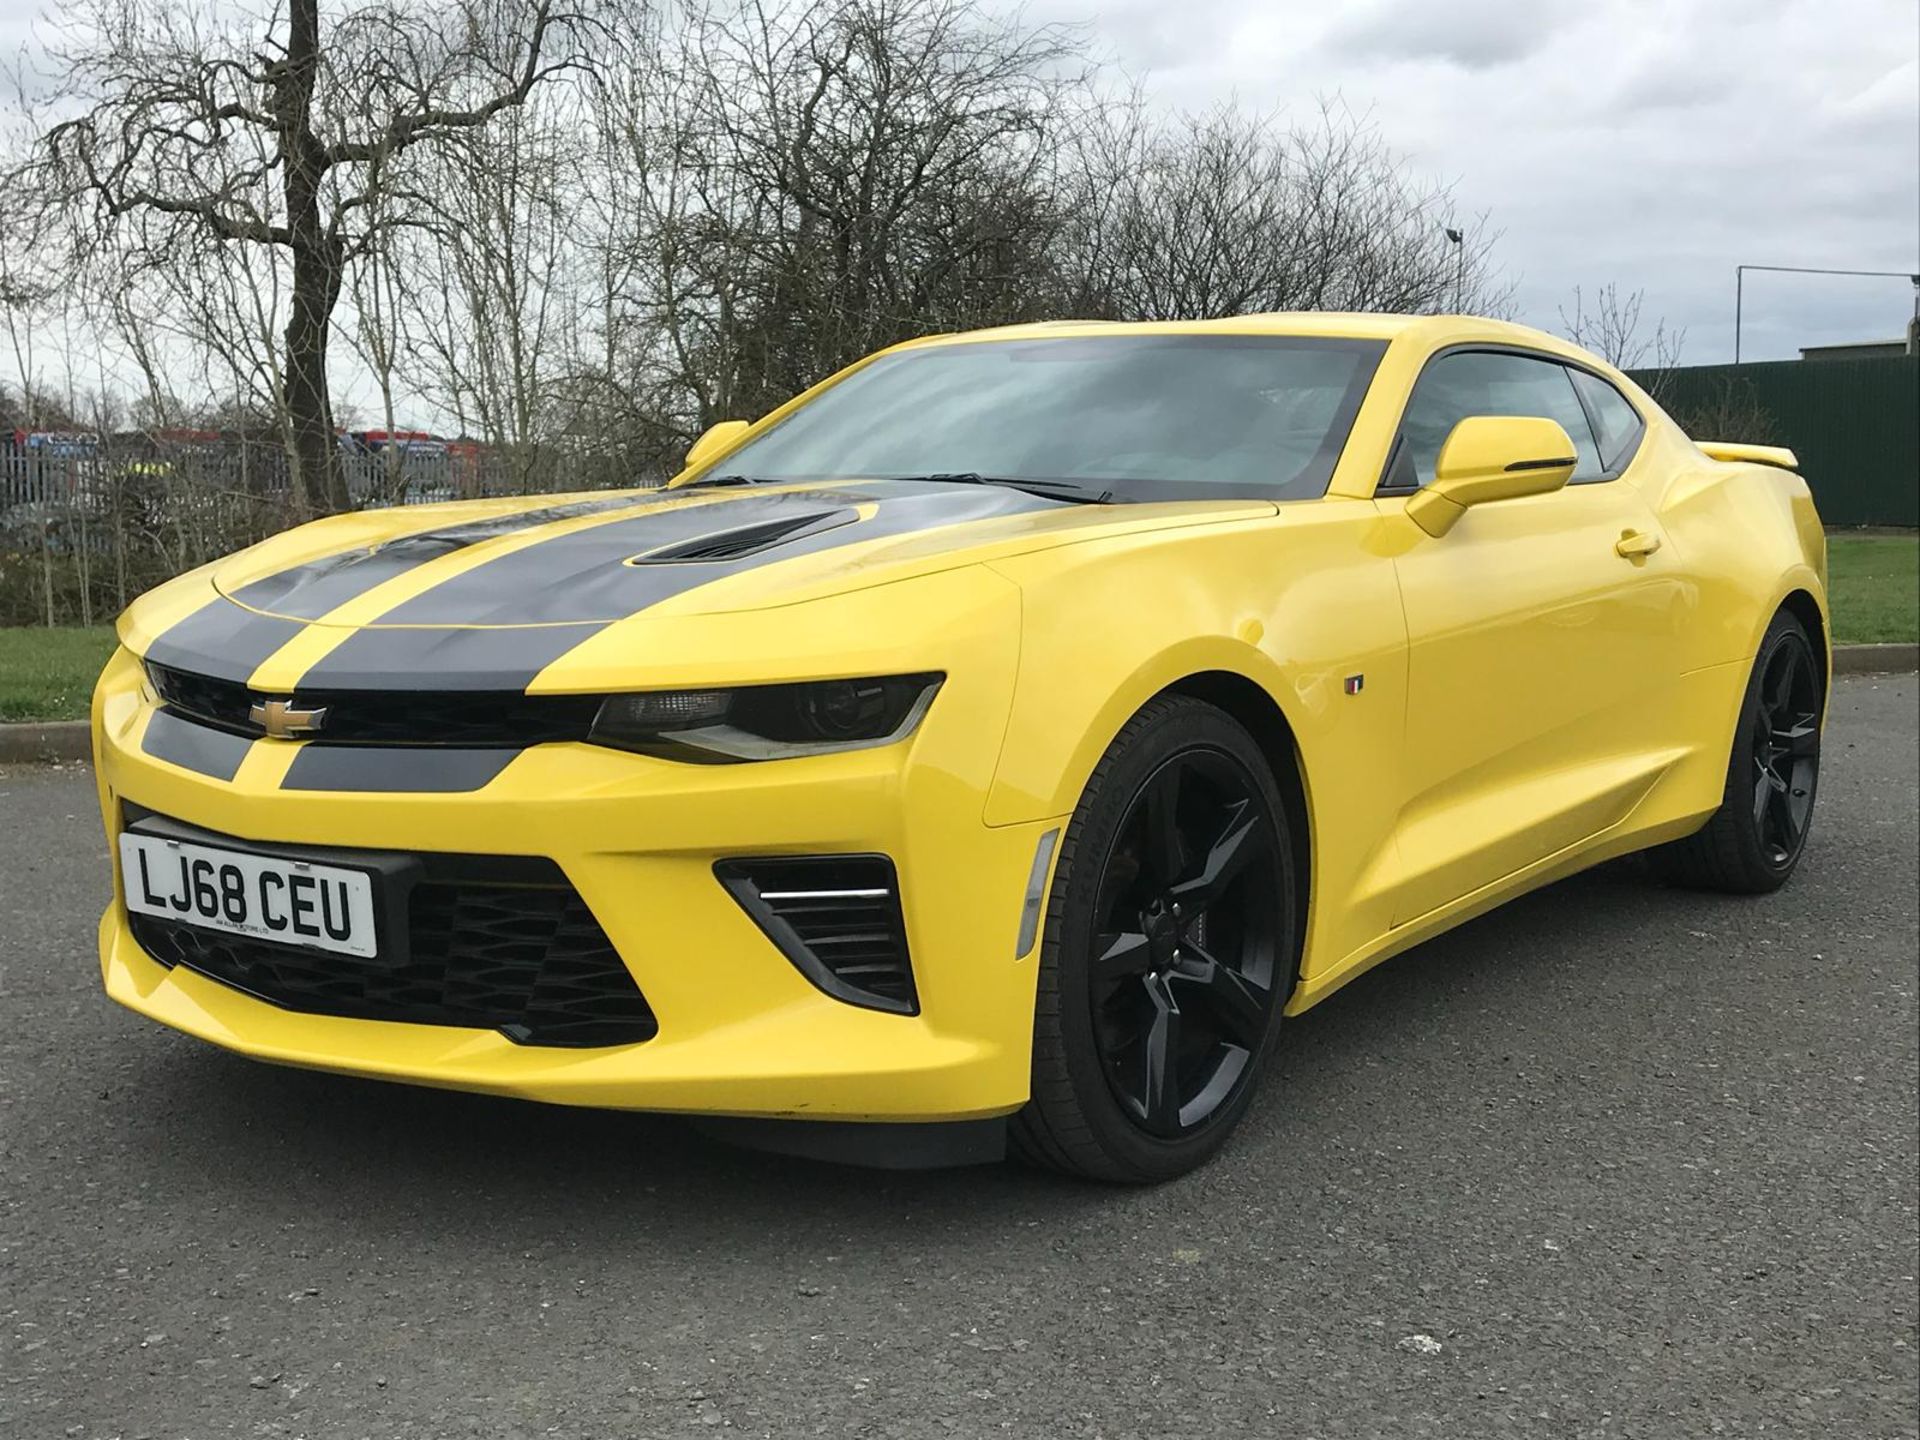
683,419 -> 751,473
1404,416 -> 1578,537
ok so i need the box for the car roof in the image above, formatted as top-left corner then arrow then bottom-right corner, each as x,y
900,312 -> 1597,361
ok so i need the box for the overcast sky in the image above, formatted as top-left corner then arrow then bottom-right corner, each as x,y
0,0 -> 1913,372
1022,0 -> 1919,362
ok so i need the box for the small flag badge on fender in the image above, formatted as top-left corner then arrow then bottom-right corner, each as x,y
1344,674 -> 1365,696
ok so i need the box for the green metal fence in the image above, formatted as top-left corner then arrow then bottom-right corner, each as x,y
1628,355 -> 1919,528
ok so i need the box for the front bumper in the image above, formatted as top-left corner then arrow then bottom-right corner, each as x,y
92,643 -> 1062,1123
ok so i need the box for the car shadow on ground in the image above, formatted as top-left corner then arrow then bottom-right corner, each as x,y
102,853 -> 1747,1242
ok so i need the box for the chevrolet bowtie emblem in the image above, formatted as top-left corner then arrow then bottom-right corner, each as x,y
249,697 -> 329,739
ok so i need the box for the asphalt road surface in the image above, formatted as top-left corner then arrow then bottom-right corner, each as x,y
3,677 -> 1915,1440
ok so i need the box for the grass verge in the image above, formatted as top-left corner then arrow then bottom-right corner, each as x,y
1826,534 -> 1918,646
0,626 -> 118,724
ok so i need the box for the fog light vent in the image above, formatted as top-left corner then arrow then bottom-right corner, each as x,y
715,855 -> 917,1014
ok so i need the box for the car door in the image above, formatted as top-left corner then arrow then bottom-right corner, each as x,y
1376,349 -> 1689,926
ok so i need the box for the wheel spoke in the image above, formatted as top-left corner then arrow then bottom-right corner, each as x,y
1136,975 -> 1182,1133
1765,649 -> 1796,717
1773,715 -> 1819,759
1141,761 -> 1188,887
1766,782 -> 1802,851
1170,801 -> 1263,912
1752,762 -> 1773,826
1094,930 -> 1152,977
1169,943 -> 1270,1051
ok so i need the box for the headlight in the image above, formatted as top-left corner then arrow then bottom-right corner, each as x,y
588,674 -> 943,762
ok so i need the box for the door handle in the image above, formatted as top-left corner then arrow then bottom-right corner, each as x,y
1615,530 -> 1662,559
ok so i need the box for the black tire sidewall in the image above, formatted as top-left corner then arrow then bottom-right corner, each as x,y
1042,700 -> 1295,1181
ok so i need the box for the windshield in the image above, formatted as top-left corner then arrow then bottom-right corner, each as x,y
710,334 -> 1387,502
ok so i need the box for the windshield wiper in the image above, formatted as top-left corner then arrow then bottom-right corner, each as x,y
682,473 -> 762,488
885,472 -> 1116,504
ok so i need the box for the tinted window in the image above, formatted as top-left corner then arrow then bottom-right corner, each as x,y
712,336 -> 1387,503
1569,368 -> 1644,472
1395,351 -> 1604,487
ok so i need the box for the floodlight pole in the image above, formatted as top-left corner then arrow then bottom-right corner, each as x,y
1733,263 -> 1920,363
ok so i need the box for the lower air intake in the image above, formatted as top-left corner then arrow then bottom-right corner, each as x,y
715,855 -> 917,1014
131,860 -> 657,1048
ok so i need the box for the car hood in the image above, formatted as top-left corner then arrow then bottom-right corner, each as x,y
136,480 -> 1273,689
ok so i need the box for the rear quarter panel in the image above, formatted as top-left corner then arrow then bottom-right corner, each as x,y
1626,424 -> 1830,677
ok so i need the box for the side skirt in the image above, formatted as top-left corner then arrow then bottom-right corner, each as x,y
1283,802 -> 1714,1017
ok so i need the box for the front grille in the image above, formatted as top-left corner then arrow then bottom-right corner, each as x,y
716,856 -> 916,1014
147,661 -> 600,747
130,849 -> 657,1047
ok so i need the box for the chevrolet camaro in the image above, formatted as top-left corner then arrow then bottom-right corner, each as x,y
92,314 -> 1828,1181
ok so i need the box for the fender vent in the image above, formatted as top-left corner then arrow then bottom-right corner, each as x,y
715,855 -> 916,1014
627,509 -> 855,564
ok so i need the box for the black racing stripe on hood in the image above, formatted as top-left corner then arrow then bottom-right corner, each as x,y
363,492 -> 868,627
144,599 -> 308,685
281,746 -> 518,793
142,710 -> 252,781
293,482 -> 1055,692
295,623 -> 609,691
230,495 -> 649,620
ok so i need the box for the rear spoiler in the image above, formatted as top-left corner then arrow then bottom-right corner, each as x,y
1697,441 -> 1799,471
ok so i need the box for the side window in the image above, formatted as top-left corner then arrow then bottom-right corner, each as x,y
1393,351 -> 1605,488
1568,368 -> 1645,473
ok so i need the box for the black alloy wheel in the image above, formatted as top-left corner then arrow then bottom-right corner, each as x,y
1748,633 -> 1821,866
1649,609 -> 1822,894
1088,749 -> 1283,1137
1014,695 -> 1296,1182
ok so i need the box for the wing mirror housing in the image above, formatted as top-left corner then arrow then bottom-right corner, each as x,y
683,419 -> 751,474
1403,416 -> 1579,537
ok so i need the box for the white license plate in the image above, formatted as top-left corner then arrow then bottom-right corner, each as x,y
120,833 -> 379,959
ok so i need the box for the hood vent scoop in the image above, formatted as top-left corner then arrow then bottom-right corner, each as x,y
625,508 -> 856,565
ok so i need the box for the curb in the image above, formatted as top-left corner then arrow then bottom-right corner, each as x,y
3,644 -> 1915,767
0,719 -> 90,765
1831,642 -> 1919,676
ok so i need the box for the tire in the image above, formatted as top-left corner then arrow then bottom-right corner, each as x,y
1012,695 -> 1297,1183
1648,609 -> 1822,894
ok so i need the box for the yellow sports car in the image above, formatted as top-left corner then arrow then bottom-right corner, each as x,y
92,314 -> 1828,1181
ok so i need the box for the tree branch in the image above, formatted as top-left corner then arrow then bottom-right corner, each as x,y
326,1 -> 574,166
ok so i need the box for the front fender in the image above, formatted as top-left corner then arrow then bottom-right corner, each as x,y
981,630 -> 1298,827
978,502 -> 1412,981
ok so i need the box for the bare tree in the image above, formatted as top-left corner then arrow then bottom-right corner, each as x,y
345,220 -> 413,503
1663,375 -> 1779,444
1559,282 -> 1685,389
27,0 -> 593,515
1065,100 -> 1511,322
598,0 -> 1087,431
398,102 -> 588,486
0,200 -> 59,436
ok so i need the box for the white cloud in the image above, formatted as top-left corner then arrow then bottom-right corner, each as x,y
1318,0 -> 1584,70
1027,0 -> 1920,362
0,0 -> 1911,418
